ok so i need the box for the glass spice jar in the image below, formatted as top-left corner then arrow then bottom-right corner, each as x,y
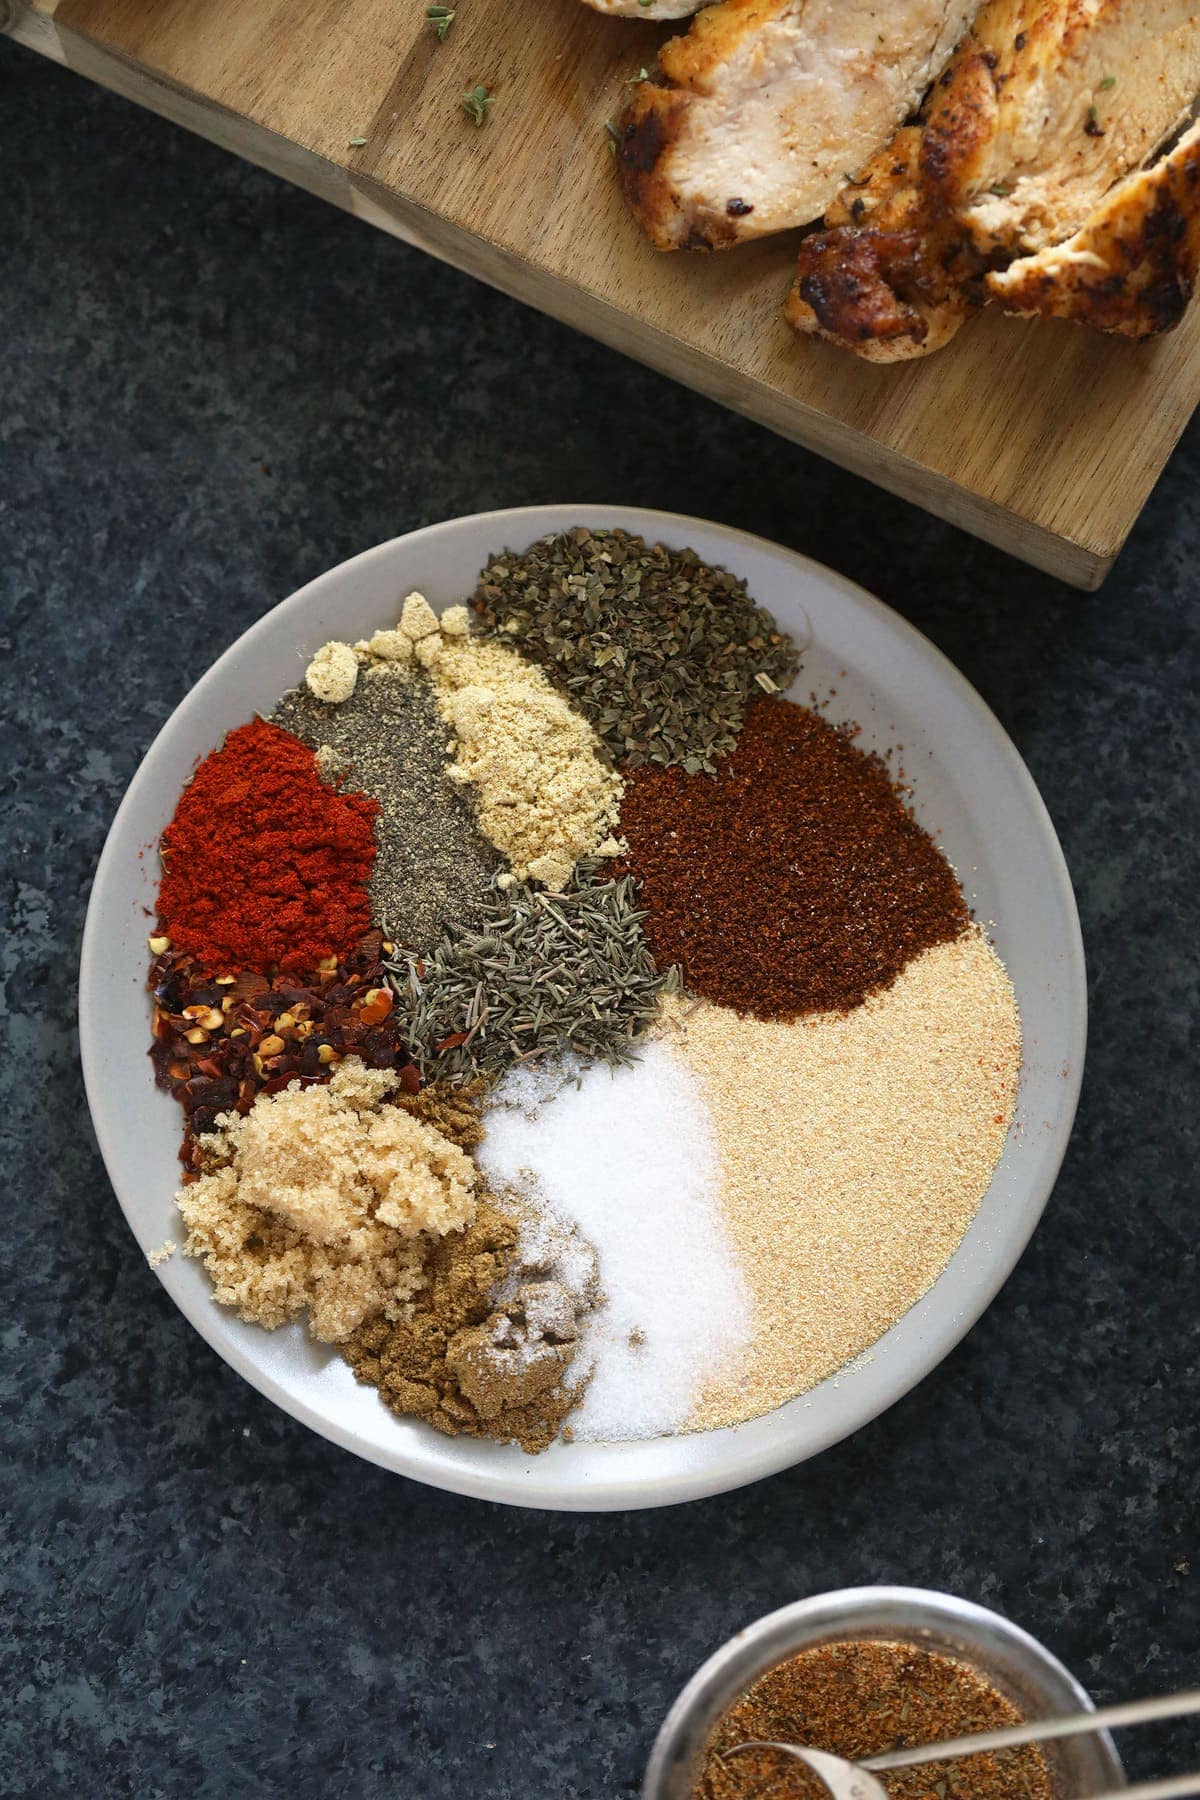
643,1587 -> 1127,1799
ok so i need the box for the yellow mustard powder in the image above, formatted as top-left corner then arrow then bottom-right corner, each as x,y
304,640 -> 359,704
431,630 -> 623,890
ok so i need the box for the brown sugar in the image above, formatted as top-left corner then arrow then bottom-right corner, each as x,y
175,1060 -> 477,1343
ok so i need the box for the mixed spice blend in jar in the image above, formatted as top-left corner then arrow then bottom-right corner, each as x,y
696,1639 -> 1053,1800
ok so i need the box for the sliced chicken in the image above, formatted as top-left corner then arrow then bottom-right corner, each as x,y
616,0 -> 979,251
787,0 -> 1200,359
949,0 -> 1200,255
989,116 -> 1200,335
784,125 -> 973,359
582,0 -> 707,18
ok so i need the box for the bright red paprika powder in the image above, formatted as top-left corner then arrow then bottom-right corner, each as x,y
156,717 -> 379,975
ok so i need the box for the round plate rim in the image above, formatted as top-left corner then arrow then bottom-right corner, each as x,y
79,504 -> 1086,1511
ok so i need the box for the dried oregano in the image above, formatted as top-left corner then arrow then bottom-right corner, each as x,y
471,527 -> 800,773
384,860 -> 678,1084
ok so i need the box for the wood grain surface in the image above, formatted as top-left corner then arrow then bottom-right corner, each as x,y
10,0 -> 1197,586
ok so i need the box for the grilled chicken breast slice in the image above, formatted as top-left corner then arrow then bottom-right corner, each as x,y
988,116 -> 1200,334
783,128 -> 972,360
582,0 -> 707,18
616,0 -> 979,250
787,0 -> 1200,359
934,0 -> 1200,254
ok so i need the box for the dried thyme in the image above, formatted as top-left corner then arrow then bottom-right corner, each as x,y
385,859 -> 678,1084
471,527 -> 800,772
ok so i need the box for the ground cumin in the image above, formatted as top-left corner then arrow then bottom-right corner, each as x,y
341,1194 -> 592,1454
397,1079 -> 488,1152
697,1638 -> 1053,1800
619,698 -> 969,1020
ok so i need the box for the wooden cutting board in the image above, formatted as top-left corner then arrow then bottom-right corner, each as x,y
10,0 -> 1198,586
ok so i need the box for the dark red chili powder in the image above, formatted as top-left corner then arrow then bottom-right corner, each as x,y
618,698 -> 968,1020
157,717 -> 378,975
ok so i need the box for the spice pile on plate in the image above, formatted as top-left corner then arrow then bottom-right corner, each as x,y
145,526 -> 1021,1453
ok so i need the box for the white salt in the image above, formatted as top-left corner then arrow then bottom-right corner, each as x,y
478,1040 -> 751,1441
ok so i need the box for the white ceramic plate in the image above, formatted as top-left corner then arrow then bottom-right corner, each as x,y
80,506 -> 1085,1512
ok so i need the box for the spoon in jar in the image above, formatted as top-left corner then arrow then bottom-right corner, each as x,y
727,1685 -> 1200,1800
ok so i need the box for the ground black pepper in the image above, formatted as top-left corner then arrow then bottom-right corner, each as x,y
619,697 -> 969,1020
272,662 -> 501,952
697,1638 -> 1053,1800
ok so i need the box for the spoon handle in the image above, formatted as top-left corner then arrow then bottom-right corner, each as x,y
1101,1777 -> 1200,1799
863,1689 -> 1200,1772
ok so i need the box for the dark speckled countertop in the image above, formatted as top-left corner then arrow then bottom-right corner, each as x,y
2,39 -> 1198,1800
